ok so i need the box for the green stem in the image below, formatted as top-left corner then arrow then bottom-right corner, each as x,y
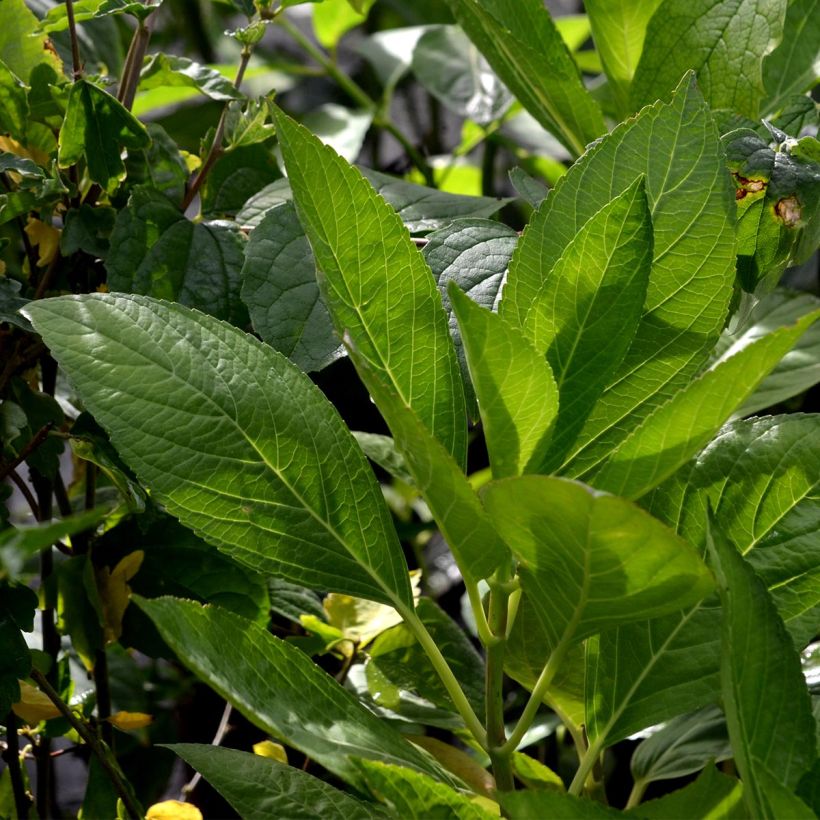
401,608 -> 487,748
30,669 -> 142,819
625,778 -> 648,810
568,736 -> 604,796
277,16 -> 435,186
182,46 -> 253,212
464,579 -> 495,647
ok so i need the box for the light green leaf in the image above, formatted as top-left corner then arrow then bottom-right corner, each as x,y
502,77 -> 736,480
631,0 -> 788,118
106,186 -> 246,324
501,790 -> 621,819
628,766 -> 745,819
630,706 -> 731,788
0,0 -> 62,83
139,53 -> 244,102
592,310 -> 820,499
137,598 -> 439,785
762,0 -> 820,115
240,201 -> 342,372
345,339 -> 509,583
753,766 -> 816,820
445,0 -> 605,156
707,518 -> 816,814
313,0 -> 375,49
273,107 -> 467,466
357,760 -> 495,820
482,476 -> 713,652
0,61 -> 29,140
586,413 -> 820,748
712,290 -> 820,416
24,294 -> 413,608
520,177 -> 653,472
38,0 -> 159,33
167,745 -> 388,820
58,80 -> 150,193
352,432 -> 413,485
422,218 -> 518,419
358,26 -> 429,89
585,0 -> 663,116
450,284 -> 558,479
411,26 -> 511,125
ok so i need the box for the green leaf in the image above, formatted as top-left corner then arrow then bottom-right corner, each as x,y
502,77 -> 736,480
268,577 -> 325,624
501,790 -> 621,819
0,61 -> 29,140
0,0 -> 62,83
357,760 -> 494,820
167,745 -> 387,819
58,80 -> 150,193
712,290 -> 820,415
0,277 -> 31,332
301,104 -> 373,163
273,107 -> 468,466
507,168 -> 547,207
752,766 -> 816,820
139,53 -> 244,102
24,294 -> 413,608
482,476 -> 713,652
630,706 -> 731,788
586,413 -> 820,748
585,0 -> 663,116
592,310 -> 820,499
707,517 -> 816,814
450,284 -> 558,478
313,0 -> 375,48
123,123 -> 189,206
762,0 -> 820,115
411,26 -> 511,125
352,432 -> 413,485
0,609 -> 30,714
628,766 -> 745,819
631,0 -> 788,118
445,0 -> 605,156
345,338 -> 508,583
422,218 -> 518,419
202,143 -> 282,218
106,187 -> 246,324
358,26 -> 429,89
6,378 -> 64,479
520,177 -> 653,472
137,598 -> 441,785
240,201 -> 342,373
38,0 -> 159,32
61,204 -> 116,258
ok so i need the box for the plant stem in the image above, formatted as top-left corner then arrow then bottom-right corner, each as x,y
30,669 -> 142,819
401,608 -> 487,748
277,15 -> 435,186
464,579 -> 494,647
8,469 -> 40,519
568,736 -> 604,796
182,47 -> 252,212
485,573 -> 514,792
118,14 -> 156,112
180,701 -> 232,801
625,778 -> 648,810
65,0 -> 83,80
0,423 -> 54,482
94,648 -> 114,748
2,711 -> 31,819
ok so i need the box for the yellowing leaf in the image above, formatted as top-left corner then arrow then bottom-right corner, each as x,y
253,740 -> 288,763
146,800 -> 202,819
12,680 -> 61,724
96,550 -> 144,644
108,710 -> 153,730
323,571 -> 421,648
24,218 -> 60,267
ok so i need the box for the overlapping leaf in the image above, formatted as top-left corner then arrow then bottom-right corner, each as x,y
24,294 -> 413,608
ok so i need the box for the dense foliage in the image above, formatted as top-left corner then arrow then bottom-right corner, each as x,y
1,0 -> 819,817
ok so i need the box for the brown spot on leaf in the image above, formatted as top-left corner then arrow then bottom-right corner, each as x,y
775,196 -> 801,227
732,173 -> 767,201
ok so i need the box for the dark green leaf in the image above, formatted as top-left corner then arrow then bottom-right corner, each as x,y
202,143 -> 282,218
240,201 -> 342,373
123,123 -> 189,205
6,378 -> 64,479
0,611 -> 30,715
0,278 -> 31,331
501,790 -> 621,819
106,186 -> 246,324
139,53 -> 243,102
411,26 -> 511,124
483,476 -> 713,652
268,577 -> 325,623
167,745 -> 388,819
25,294 -> 414,608
450,284 -> 558,478
273,107 -> 468,466
57,80 -> 150,193
137,597 -> 442,786
502,77 -> 736,481
707,516 -> 816,814
507,168 -> 547,207
445,0 -> 605,156
631,0 -> 788,118
61,205 -> 116,258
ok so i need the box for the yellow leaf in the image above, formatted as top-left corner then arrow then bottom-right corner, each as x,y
96,550 -> 144,644
108,710 -> 153,730
323,570 -> 421,648
12,680 -> 61,725
24,218 -> 60,267
0,136 -> 49,166
253,740 -> 288,763
146,800 -> 202,820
